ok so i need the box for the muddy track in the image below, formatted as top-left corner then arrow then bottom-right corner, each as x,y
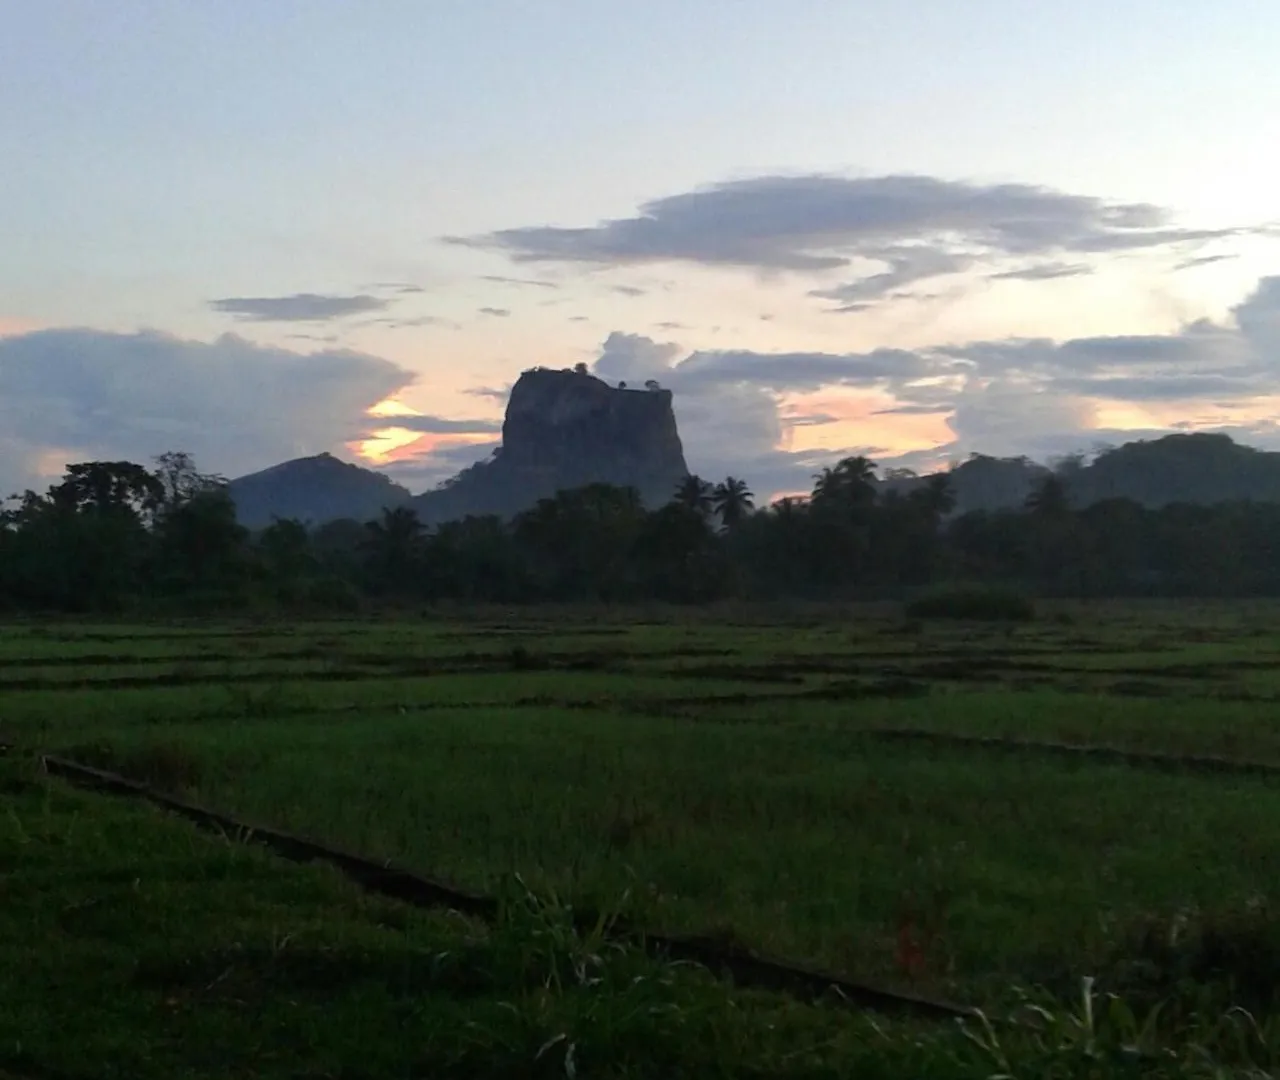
35,752 -> 973,1021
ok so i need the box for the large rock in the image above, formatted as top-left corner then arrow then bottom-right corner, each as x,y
414,367 -> 689,522
228,452 -> 411,529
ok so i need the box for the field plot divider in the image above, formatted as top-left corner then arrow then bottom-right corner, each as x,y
37,752 -> 972,1022
859,729 -> 1280,779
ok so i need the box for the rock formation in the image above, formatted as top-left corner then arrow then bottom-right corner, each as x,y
413,366 -> 689,522
228,452 -> 411,529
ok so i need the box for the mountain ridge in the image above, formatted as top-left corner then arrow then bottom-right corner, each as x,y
226,373 -> 1280,527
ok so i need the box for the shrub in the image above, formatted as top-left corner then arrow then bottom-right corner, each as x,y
905,583 -> 1035,622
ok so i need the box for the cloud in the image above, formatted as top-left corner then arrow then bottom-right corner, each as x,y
589,332 -> 900,496
1176,253 -> 1238,271
674,346 -> 933,392
809,247 -> 972,305
465,385 -> 512,403
989,262 -> 1093,281
872,403 -> 950,415
210,293 -> 390,322
479,275 -> 559,290
612,285 -> 647,297
0,329 -> 414,493
361,282 -> 425,295
377,439 -> 501,492
286,332 -> 342,344
375,414 -> 502,435
569,275 -> 1280,498
943,378 -> 1096,456
360,314 -> 455,330
456,173 -> 1244,282
478,307 -> 511,318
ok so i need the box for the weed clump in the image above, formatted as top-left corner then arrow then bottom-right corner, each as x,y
1104,903 -> 1280,1016
905,584 -> 1035,622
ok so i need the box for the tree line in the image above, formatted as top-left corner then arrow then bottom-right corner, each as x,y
6,451 -> 1280,613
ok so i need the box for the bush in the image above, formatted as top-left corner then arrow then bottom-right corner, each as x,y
905,583 -> 1035,622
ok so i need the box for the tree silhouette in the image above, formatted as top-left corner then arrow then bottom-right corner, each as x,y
361,506 -> 425,594
712,477 -> 754,530
811,455 -> 877,510
673,475 -> 714,516
1025,475 -> 1070,517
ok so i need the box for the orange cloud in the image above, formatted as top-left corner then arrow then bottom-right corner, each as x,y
367,396 -> 421,419
783,389 -> 953,455
0,316 -> 40,339
352,428 -> 493,466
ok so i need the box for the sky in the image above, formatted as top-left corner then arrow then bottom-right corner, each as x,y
3,0 -> 1280,500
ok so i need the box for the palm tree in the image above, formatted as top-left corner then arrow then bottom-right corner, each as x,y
712,476 -> 754,530
673,475 -> 714,516
812,455 -> 877,507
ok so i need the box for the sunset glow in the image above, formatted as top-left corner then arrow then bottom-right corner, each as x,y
3,2 -> 1280,499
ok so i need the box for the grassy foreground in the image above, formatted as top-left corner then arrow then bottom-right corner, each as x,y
6,748 -> 1280,1079
9,605 -> 1280,1074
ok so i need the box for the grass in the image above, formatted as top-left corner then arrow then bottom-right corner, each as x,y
51,707 -> 1280,1003
11,603 -> 1280,1073
10,749 -> 1280,1078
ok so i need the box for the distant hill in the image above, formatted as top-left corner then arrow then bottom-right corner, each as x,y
227,452 -> 411,529
226,399 -> 1280,530
412,366 -> 690,523
1067,433 -> 1280,508
881,433 -> 1280,516
880,453 -> 1052,516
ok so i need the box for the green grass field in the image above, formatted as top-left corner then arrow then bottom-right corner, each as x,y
10,602 -> 1280,1075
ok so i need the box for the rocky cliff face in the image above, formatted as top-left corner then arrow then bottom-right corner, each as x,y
414,367 -> 689,522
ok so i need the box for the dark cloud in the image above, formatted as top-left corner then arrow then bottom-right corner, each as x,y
674,346 -> 934,392
873,403 -> 951,415
360,314 -> 455,330
455,174 -> 1243,284
612,285 -> 647,297
479,275 -> 559,290
478,307 -> 511,318
809,248 -> 972,305
361,282 -> 425,295
1054,372 -> 1267,401
375,415 -> 502,435
0,329 -> 414,493
1176,253 -> 1238,271
989,262 -> 1093,281
210,293 -> 389,322
286,332 -> 342,344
